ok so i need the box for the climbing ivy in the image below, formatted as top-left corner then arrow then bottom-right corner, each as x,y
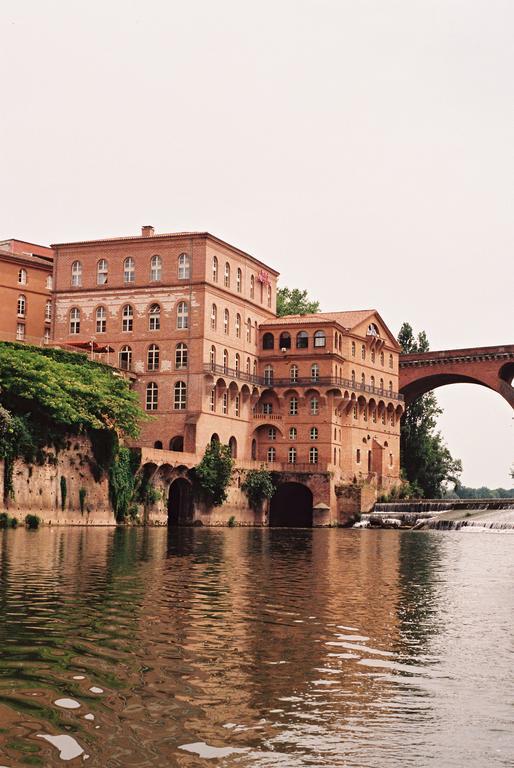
108,447 -> 141,522
242,468 -> 276,510
193,442 -> 234,507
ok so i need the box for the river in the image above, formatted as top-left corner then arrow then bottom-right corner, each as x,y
0,527 -> 513,767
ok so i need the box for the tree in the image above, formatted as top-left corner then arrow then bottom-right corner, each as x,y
398,323 -> 462,497
276,287 -> 320,317
194,441 -> 234,506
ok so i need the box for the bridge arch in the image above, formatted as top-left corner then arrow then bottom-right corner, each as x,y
269,482 -> 313,527
167,477 -> 194,526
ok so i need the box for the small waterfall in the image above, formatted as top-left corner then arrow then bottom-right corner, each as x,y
354,500 -> 514,530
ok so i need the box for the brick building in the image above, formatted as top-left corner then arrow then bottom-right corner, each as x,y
0,239 -> 54,345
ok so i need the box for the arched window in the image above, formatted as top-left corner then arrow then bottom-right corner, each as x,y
123,257 -> 135,283
45,300 -> 52,321
146,382 -> 158,411
310,427 -> 318,440
351,341 -> 356,356
175,343 -> 188,369
224,262 -> 230,287
289,397 -> 298,415
279,332 -> 291,350
212,255 -> 218,282
288,447 -> 297,465
389,380 -> 393,394
147,344 -> 160,371
18,268 -> 27,285
211,303 -> 217,330
296,331 -> 308,349
250,274 -> 255,298
389,354 -> 394,369
253,359 -> 257,376
367,323 -> 380,337
351,370 -> 356,384
17,295 -> 26,317
178,253 -> 190,279
356,449 -> 361,463
235,353 -> 240,373
310,398 -> 319,415
361,373 -> 365,386
268,427 -> 277,441
264,365 -> 274,385
224,308 -> 229,335
71,261 -> 82,286
96,305 -> 106,333
246,357 -> 251,374
122,304 -> 133,332
222,392 -> 228,414
309,447 -> 318,464
150,254 -> 162,281
119,345 -> 132,370
267,285 -> 272,308
69,307 -> 80,334
235,313 -> 241,338
371,350 -> 375,363
380,378 -> 384,390
370,375 -> 375,388
177,301 -> 188,329
314,331 -> 326,348
311,364 -> 319,382
210,345 -> 216,368
361,344 -> 366,360
148,303 -> 160,330
97,259 -> 108,285
209,388 -> 216,412
372,408 -> 377,423
223,349 -> 229,373
174,381 -> 187,410
263,332 -> 274,350
353,405 -> 358,420
154,441 -> 163,449
267,447 -> 276,463
236,268 -> 242,293
246,318 -> 252,342
228,437 -> 237,458
252,439 -> 257,459
289,365 -> 298,383
380,351 -> 384,366
210,433 -> 220,445
389,453 -> 393,467
289,427 -> 297,440
169,436 -> 184,451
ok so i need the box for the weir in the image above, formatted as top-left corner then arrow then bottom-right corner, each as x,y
357,499 -> 514,530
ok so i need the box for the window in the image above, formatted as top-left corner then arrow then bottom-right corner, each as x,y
246,318 -> 251,342
351,341 -> 356,356
290,365 -> 298,383
210,346 -> 216,368
236,268 -> 242,293
264,365 -> 274,385
17,295 -> 26,317
150,254 -> 162,281
178,253 -> 190,279
380,351 -> 384,366
224,262 -> 230,287
389,354 -> 394,369
353,405 -> 358,419
314,331 -> 326,348
236,314 -> 241,338
310,398 -> 319,415
154,441 -> 163,449
71,261 -> 82,287
250,274 -> 255,298
229,437 -> 237,458
235,353 -> 240,374
96,305 -> 106,333
16,323 -> 25,340
309,447 -> 318,464
389,380 -> 393,394
146,382 -> 158,411
289,427 -> 297,440
372,409 -> 377,423
222,392 -> 228,414
209,388 -> 216,412
263,332 -> 274,350
175,343 -> 187,369
253,359 -> 257,376
361,373 -> 365,386
356,448 -> 361,463
69,307 -> 80,334
371,350 -> 375,363
97,259 -> 108,285
279,332 -> 291,349
147,344 -> 160,371
177,301 -> 188,329
296,331 -> 308,349
174,381 -> 187,410
18,268 -> 27,285
311,364 -> 319,382
119,345 -> 132,370
246,357 -> 251,374
223,349 -> 229,374
224,308 -> 229,335
390,412 -> 395,426
122,304 -> 133,332
148,303 -> 160,330
45,300 -> 52,321
268,427 -> 277,441
288,447 -> 297,464
351,370 -> 356,384
262,402 -> 273,414
211,304 -> 217,330
370,376 -> 375,388
267,447 -> 276,463
212,256 -> 218,282
389,453 -> 393,467
43,327 -> 50,344
310,427 -> 318,440
267,285 -> 272,308
289,397 -> 298,415
235,395 -> 240,417
380,378 -> 384,390
46,275 -> 53,290
367,323 -> 380,337
123,257 -> 135,283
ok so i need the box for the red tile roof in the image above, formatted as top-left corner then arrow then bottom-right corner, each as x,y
262,310 -> 376,329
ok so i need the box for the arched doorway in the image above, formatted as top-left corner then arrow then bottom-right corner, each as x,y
169,435 -> 184,451
168,478 -> 193,526
228,436 -> 237,458
269,483 -> 313,527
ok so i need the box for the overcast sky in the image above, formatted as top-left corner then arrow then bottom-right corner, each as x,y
2,0 -> 512,487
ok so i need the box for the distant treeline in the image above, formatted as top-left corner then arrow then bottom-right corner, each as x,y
446,485 -> 514,500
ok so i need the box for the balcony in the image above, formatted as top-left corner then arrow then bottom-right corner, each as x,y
203,362 -> 261,385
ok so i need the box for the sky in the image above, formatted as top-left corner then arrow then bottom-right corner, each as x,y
1,0 -> 512,487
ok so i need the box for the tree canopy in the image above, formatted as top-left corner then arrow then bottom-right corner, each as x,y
276,287 -> 320,317
398,323 -> 462,497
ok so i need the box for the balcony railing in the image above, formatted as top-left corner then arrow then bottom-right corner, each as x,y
203,362 -> 261,385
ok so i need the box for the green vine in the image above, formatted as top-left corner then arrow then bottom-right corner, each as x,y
108,447 -> 141,522
193,442 -> 234,507
241,468 -> 276,510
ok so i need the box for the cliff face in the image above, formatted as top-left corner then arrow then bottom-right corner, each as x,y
0,436 -> 114,525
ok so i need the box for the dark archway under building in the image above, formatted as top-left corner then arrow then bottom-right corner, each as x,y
269,482 -> 313,527
167,478 -> 194,526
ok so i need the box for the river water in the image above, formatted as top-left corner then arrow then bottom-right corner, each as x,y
0,527 -> 513,767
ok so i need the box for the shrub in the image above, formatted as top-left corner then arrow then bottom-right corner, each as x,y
109,447 -> 140,522
227,515 -> 237,527
193,442 -> 234,507
25,514 -> 41,529
0,512 -> 9,528
241,468 -> 276,510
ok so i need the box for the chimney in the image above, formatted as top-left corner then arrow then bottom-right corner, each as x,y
141,225 -> 155,237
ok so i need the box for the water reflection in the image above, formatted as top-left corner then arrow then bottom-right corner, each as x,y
0,528 -> 513,767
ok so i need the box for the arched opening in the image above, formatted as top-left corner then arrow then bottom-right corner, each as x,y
169,435 -> 184,452
251,439 -> 257,459
228,436 -> 237,458
269,483 -> 313,527
210,433 -> 220,445
154,440 -> 163,449
167,478 -> 193,526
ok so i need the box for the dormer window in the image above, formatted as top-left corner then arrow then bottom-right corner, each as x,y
367,323 -> 380,336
